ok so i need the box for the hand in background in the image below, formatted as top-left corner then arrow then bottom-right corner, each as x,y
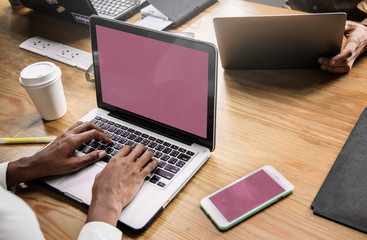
87,144 -> 158,226
318,20 -> 367,74
6,121 -> 112,187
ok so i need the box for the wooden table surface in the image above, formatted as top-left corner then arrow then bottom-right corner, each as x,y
1,0 -> 367,239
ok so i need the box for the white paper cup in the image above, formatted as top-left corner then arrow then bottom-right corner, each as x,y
19,62 -> 67,121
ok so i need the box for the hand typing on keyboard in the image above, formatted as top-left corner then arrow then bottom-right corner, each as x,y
87,144 -> 158,225
6,121 -> 113,186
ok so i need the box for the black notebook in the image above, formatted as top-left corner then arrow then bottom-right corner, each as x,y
148,0 -> 217,28
311,108 -> 367,233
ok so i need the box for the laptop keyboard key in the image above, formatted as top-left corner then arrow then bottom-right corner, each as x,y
148,142 -> 158,148
154,151 -> 163,158
100,155 -> 112,163
155,145 -> 165,151
161,154 -> 170,161
135,131 -> 142,136
134,136 -> 143,143
158,161 -> 166,168
114,143 -> 123,150
82,146 -> 94,154
176,160 -> 186,168
168,157 -> 178,164
178,148 -> 187,153
77,144 -> 86,151
154,168 -> 174,180
101,124 -> 110,130
162,147 -> 172,154
106,147 -> 114,154
141,139 -> 150,146
97,144 -> 108,151
114,129 -> 123,135
164,164 -> 180,174
108,126 -> 116,132
186,151 -> 195,156
90,140 -> 100,149
157,182 -> 166,188
149,175 -> 161,184
118,138 -> 127,144
170,150 -> 180,157
96,122 -> 104,127
112,135 -> 121,141
127,133 -> 136,140
106,132 -> 113,138
178,153 -> 191,161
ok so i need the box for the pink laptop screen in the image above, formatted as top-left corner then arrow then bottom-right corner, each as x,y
96,25 -> 209,138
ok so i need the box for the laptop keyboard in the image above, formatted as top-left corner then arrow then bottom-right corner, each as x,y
77,116 -> 196,188
90,0 -> 139,18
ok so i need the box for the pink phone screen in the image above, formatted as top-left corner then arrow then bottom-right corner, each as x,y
209,169 -> 285,222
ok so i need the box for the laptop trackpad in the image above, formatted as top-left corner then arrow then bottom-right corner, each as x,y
59,163 -> 103,204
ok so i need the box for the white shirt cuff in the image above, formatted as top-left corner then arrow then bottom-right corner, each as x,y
78,221 -> 122,240
0,162 -> 10,189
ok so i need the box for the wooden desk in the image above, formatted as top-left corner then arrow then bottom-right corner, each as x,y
1,1 -> 366,239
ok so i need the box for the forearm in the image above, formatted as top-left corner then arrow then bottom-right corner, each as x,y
86,198 -> 123,226
6,155 -> 43,187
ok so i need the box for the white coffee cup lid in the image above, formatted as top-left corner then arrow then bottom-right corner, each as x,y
19,61 -> 61,88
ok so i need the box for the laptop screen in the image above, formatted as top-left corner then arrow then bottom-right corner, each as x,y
96,25 -> 208,138
90,16 -> 217,150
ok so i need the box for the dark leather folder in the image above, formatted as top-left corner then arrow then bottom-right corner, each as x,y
311,108 -> 367,233
148,0 -> 217,28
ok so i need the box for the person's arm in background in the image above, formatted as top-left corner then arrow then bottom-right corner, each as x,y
318,20 -> 367,74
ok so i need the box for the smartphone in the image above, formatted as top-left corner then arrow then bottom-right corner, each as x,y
200,165 -> 294,231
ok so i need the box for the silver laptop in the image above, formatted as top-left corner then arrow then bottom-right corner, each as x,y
213,13 -> 346,69
44,15 -> 217,232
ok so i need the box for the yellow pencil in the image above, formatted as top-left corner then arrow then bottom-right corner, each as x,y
0,136 -> 57,144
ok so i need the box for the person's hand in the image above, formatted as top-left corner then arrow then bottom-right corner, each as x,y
86,144 -> 158,226
318,20 -> 367,74
6,121 -> 112,187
